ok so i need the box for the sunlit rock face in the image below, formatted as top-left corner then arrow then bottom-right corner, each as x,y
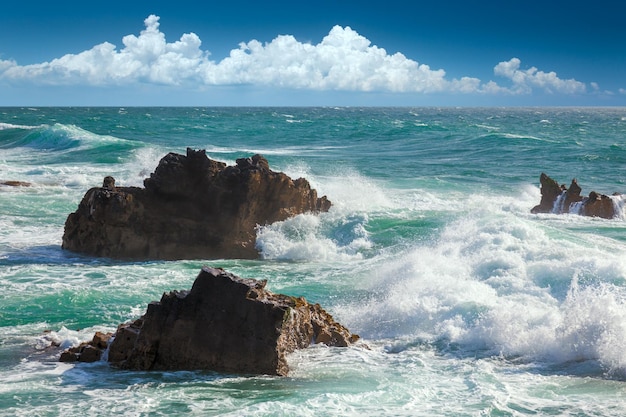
531,173 -> 620,219
62,148 -> 331,260
61,267 -> 359,376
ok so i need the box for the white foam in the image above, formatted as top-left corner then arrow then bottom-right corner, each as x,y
38,326 -> 84,350
340,205 -> 626,372
256,211 -> 372,262
0,122 -> 40,130
611,194 -> 626,220
294,166 -> 394,212
556,277 -> 626,370
120,147 -> 167,186
202,144 -> 239,154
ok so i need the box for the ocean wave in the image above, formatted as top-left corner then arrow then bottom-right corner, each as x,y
0,122 -> 41,131
0,123 -> 139,154
202,144 -> 348,158
0,123 -> 147,186
256,211 -> 372,262
297,167 -> 395,212
478,132 -> 547,142
338,203 -> 626,375
0,124 -> 81,151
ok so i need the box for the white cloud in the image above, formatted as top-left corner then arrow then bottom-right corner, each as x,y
1,16 -> 207,86
493,57 -> 586,95
0,59 -> 16,72
0,15 -> 589,97
201,26 -> 455,93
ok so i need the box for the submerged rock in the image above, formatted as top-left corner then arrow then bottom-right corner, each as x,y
60,267 -> 359,376
0,180 -> 31,187
62,149 -> 331,260
531,173 -> 620,219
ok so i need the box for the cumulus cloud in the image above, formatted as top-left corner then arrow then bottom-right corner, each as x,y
0,15 -> 589,97
201,26 -> 474,93
493,57 -> 586,95
0,15 -> 207,86
0,59 -> 16,72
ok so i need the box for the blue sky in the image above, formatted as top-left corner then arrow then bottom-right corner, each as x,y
1,0 -> 625,106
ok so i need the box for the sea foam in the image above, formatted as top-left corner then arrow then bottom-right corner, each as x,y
256,211 -> 372,262
0,122 -> 40,131
339,200 -> 626,373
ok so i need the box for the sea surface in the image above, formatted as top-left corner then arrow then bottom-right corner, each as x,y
1,107 -> 626,416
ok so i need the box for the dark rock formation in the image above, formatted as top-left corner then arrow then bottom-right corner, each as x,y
583,191 -> 619,219
530,173 -> 562,214
0,180 -> 31,187
60,267 -> 359,376
531,173 -> 620,219
62,149 -> 331,260
59,331 -> 111,363
562,178 -> 584,213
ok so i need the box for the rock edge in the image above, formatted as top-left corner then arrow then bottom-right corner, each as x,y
60,267 -> 359,376
531,173 -> 621,219
62,149 -> 331,260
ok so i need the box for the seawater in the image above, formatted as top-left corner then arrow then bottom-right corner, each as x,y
1,107 -> 626,416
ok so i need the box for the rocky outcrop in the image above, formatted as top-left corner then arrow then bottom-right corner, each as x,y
0,180 -> 31,187
530,173 -> 564,214
59,331 -> 112,363
531,173 -> 621,219
62,149 -> 331,260
60,267 -> 359,376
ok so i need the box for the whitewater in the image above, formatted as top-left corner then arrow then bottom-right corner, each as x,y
1,107 -> 626,416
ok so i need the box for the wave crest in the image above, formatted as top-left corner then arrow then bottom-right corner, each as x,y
256,211 -> 372,262
339,208 -> 626,374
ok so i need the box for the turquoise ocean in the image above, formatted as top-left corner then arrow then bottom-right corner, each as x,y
2,107 -> 626,416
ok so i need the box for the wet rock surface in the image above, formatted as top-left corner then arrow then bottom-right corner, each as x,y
531,173 -> 621,219
60,267 -> 359,376
62,149 -> 331,260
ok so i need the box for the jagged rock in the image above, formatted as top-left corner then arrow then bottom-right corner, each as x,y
62,149 -> 331,260
562,178 -> 584,212
59,331 -> 112,363
102,176 -> 116,190
61,267 -> 359,376
583,191 -> 618,219
531,173 -> 620,219
530,173 -> 562,214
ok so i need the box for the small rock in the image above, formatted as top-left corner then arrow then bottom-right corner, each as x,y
102,176 -> 116,190
531,173 -> 620,219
